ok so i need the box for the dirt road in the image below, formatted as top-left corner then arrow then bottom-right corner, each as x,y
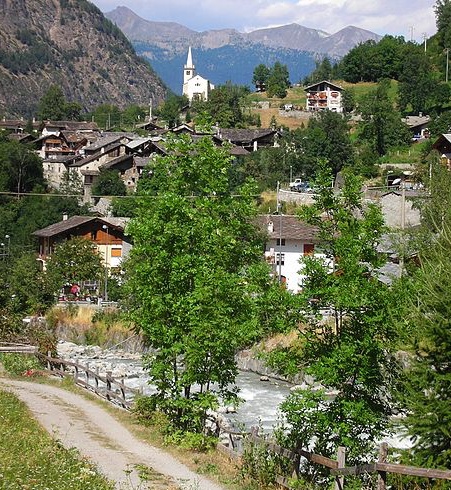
0,379 -> 225,490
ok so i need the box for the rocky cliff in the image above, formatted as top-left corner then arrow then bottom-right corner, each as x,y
0,0 -> 167,116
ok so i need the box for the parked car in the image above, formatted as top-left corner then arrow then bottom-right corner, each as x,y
294,181 -> 312,193
289,178 -> 303,191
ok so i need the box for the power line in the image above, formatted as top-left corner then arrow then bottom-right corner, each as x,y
0,191 -> 262,200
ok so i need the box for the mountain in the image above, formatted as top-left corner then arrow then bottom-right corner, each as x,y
105,6 -> 381,94
0,0 -> 167,117
106,6 -> 381,57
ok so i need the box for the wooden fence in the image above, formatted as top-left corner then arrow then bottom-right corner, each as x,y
39,353 -> 139,410
221,428 -> 451,489
4,348 -> 451,488
0,342 -> 37,354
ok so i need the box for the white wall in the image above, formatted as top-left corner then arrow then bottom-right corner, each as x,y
265,238 -> 328,293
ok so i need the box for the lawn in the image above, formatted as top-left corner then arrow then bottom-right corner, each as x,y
0,389 -> 114,490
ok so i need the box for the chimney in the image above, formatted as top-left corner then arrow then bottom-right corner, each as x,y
268,221 -> 274,233
62,213 -> 68,221
419,112 -> 423,118
33,117 -> 36,123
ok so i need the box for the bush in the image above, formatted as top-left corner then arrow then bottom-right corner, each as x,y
0,353 -> 42,375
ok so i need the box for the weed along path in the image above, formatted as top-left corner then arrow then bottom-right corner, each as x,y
0,379 -> 225,490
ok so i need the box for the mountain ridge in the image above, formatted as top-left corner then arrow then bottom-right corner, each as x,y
106,5 -> 382,57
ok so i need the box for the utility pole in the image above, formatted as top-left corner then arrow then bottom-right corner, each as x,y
102,225 -> 109,303
400,187 -> 406,276
409,26 -> 415,42
423,33 -> 427,52
276,182 -> 283,285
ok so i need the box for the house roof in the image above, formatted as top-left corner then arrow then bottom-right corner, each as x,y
304,80 -> 344,91
32,216 -> 130,238
126,137 -> 152,150
8,133 -> 33,142
43,121 -> 99,131
433,134 -> 451,151
255,215 -> 320,241
218,128 -> 278,144
134,157 -> 150,168
100,153 -> 133,170
402,115 -> 431,129
85,135 -> 124,153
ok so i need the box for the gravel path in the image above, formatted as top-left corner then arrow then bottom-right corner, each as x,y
0,379 -> 225,490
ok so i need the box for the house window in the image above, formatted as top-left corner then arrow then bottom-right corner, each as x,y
91,231 -> 97,241
111,248 -> 122,257
276,238 -> 286,247
276,253 -> 285,265
304,244 -> 315,256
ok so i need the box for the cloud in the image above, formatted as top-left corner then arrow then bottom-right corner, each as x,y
92,0 -> 437,38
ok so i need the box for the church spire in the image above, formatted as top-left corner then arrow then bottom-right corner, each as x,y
186,46 -> 194,69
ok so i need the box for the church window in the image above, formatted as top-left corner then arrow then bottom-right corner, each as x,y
186,71 -> 191,75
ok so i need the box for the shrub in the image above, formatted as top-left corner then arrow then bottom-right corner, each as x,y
0,353 -> 41,375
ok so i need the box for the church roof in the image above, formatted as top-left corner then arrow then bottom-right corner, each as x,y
185,46 -> 194,69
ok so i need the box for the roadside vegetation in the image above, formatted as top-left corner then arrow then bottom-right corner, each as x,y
0,389 -> 114,490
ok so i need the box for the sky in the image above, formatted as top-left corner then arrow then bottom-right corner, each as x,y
92,0 -> 437,38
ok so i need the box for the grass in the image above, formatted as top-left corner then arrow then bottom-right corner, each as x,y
23,375 -> 265,490
0,389 -> 115,490
46,305 -> 137,348
380,141 -> 428,165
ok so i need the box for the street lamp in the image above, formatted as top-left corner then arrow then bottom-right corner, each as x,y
102,225 -> 109,303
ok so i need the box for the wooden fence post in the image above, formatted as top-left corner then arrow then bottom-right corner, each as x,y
74,364 -> 79,383
95,367 -> 99,393
378,443 -> 388,490
86,362 -> 90,386
106,371 -> 112,401
335,447 -> 346,490
47,351 -> 51,371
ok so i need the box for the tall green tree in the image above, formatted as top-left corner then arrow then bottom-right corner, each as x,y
125,135 -> 263,432
192,83 -> 251,128
156,95 -> 188,129
435,0 -> 451,50
37,85 -> 81,121
252,64 -> 270,90
267,62 -> 290,98
91,169 -> 127,197
277,165 -> 399,477
46,237 -> 104,289
0,138 -> 44,194
359,79 -> 411,156
400,223 -> 451,468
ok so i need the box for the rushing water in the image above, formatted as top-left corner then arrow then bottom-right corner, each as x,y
58,342 -> 292,431
57,342 -> 413,448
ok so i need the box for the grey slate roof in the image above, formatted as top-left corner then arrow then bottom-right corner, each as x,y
218,128 -> 278,144
255,215 -> 320,241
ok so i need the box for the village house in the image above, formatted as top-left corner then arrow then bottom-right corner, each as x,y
0,117 -> 40,133
433,133 -> 451,169
305,80 -> 344,113
402,114 -> 431,139
33,215 -> 131,271
216,128 -> 281,152
182,47 -> 214,103
257,215 -> 325,293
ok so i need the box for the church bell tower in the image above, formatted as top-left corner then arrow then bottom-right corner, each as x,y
184,46 -> 195,85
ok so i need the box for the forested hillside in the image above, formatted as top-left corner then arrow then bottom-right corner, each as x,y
0,0 -> 166,116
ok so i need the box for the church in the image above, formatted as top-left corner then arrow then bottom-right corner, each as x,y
182,47 -> 214,103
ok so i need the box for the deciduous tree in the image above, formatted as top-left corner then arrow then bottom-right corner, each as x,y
125,135 -> 263,432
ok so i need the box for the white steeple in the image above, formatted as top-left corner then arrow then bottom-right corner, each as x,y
184,46 -> 195,85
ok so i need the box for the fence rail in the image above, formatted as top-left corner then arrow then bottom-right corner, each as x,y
0,343 -> 37,354
223,428 -> 451,489
39,353 -> 138,410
